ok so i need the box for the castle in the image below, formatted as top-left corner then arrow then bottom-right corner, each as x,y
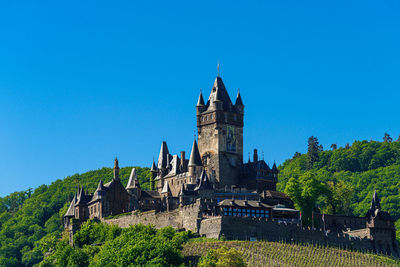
64,76 -> 398,256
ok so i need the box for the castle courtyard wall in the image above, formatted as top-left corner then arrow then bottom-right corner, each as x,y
104,201 -> 202,232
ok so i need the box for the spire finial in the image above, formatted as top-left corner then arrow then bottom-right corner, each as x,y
262,151 -> 264,160
217,60 -> 220,77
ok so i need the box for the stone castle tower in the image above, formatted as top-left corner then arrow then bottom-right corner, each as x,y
196,76 -> 244,189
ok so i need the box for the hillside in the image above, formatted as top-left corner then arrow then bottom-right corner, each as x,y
277,138 -> 400,242
183,240 -> 400,266
0,166 -> 151,266
0,138 -> 400,266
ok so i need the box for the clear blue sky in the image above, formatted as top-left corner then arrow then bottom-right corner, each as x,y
0,1 -> 399,197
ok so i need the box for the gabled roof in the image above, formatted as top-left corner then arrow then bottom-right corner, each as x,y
235,91 -> 243,106
161,181 -> 171,194
157,141 -> 170,169
188,139 -> 202,167
126,168 -> 140,189
64,195 -> 76,217
207,76 -> 233,111
96,180 -> 106,192
141,190 -> 161,199
197,91 -> 205,106
195,170 -> 213,191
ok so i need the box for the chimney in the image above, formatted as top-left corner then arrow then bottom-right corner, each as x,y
253,149 -> 258,163
180,151 -> 185,170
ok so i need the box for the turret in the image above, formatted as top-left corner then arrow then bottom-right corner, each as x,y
188,139 -> 202,183
196,91 -> 206,114
150,160 -> 157,190
126,168 -> 141,198
234,90 -> 244,114
157,141 -> 170,177
113,157 -> 120,181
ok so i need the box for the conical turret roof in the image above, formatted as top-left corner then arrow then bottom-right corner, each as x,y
235,91 -> 243,106
371,190 -> 381,211
272,162 -> 278,173
188,139 -> 202,166
151,160 -> 157,172
197,91 -> 205,106
126,168 -> 140,189
157,141 -> 170,169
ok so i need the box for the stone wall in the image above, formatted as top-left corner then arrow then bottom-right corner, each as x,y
104,201 -> 202,232
199,216 -> 398,255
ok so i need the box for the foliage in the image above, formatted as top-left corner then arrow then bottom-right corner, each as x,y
184,241 -> 400,266
0,166 -> 150,266
41,223 -> 189,267
279,137 -> 400,239
198,246 -> 246,267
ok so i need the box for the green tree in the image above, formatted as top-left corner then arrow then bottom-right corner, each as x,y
323,180 -> 354,215
198,246 -> 246,267
307,136 -> 321,170
284,171 -> 326,225
383,132 -> 392,143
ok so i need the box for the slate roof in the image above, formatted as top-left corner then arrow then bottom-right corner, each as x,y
235,91 -> 243,106
197,91 -> 205,106
141,190 -> 161,199
161,181 -> 171,194
188,139 -> 202,166
157,141 -> 170,169
126,168 -> 140,189
218,199 -> 273,209
206,77 -> 233,111
264,190 -> 290,199
195,170 -> 213,190
64,195 -> 76,217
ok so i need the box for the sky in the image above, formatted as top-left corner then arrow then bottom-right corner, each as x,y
0,1 -> 399,197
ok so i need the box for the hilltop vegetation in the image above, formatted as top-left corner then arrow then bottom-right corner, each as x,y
0,136 -> 400,265
0,166 -> 151,266
278,135 -> 400,241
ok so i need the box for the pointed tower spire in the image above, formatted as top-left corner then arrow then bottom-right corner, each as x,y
207,77 -> 233,111
96,180 -> 105,192
126,168 -> 140,189
151,160 -> 157,172
113,157 -> 120,180
235,90 -> 243,106
197,91 -> 205,106
157,141 -> 170,169
272,162 -> 278,173
188,139 -> 202,166
371,190 -> 381,211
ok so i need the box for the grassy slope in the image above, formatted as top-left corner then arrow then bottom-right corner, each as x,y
183,240 -> 400,267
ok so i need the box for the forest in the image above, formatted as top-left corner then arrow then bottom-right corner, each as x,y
0,135 -> 399,266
